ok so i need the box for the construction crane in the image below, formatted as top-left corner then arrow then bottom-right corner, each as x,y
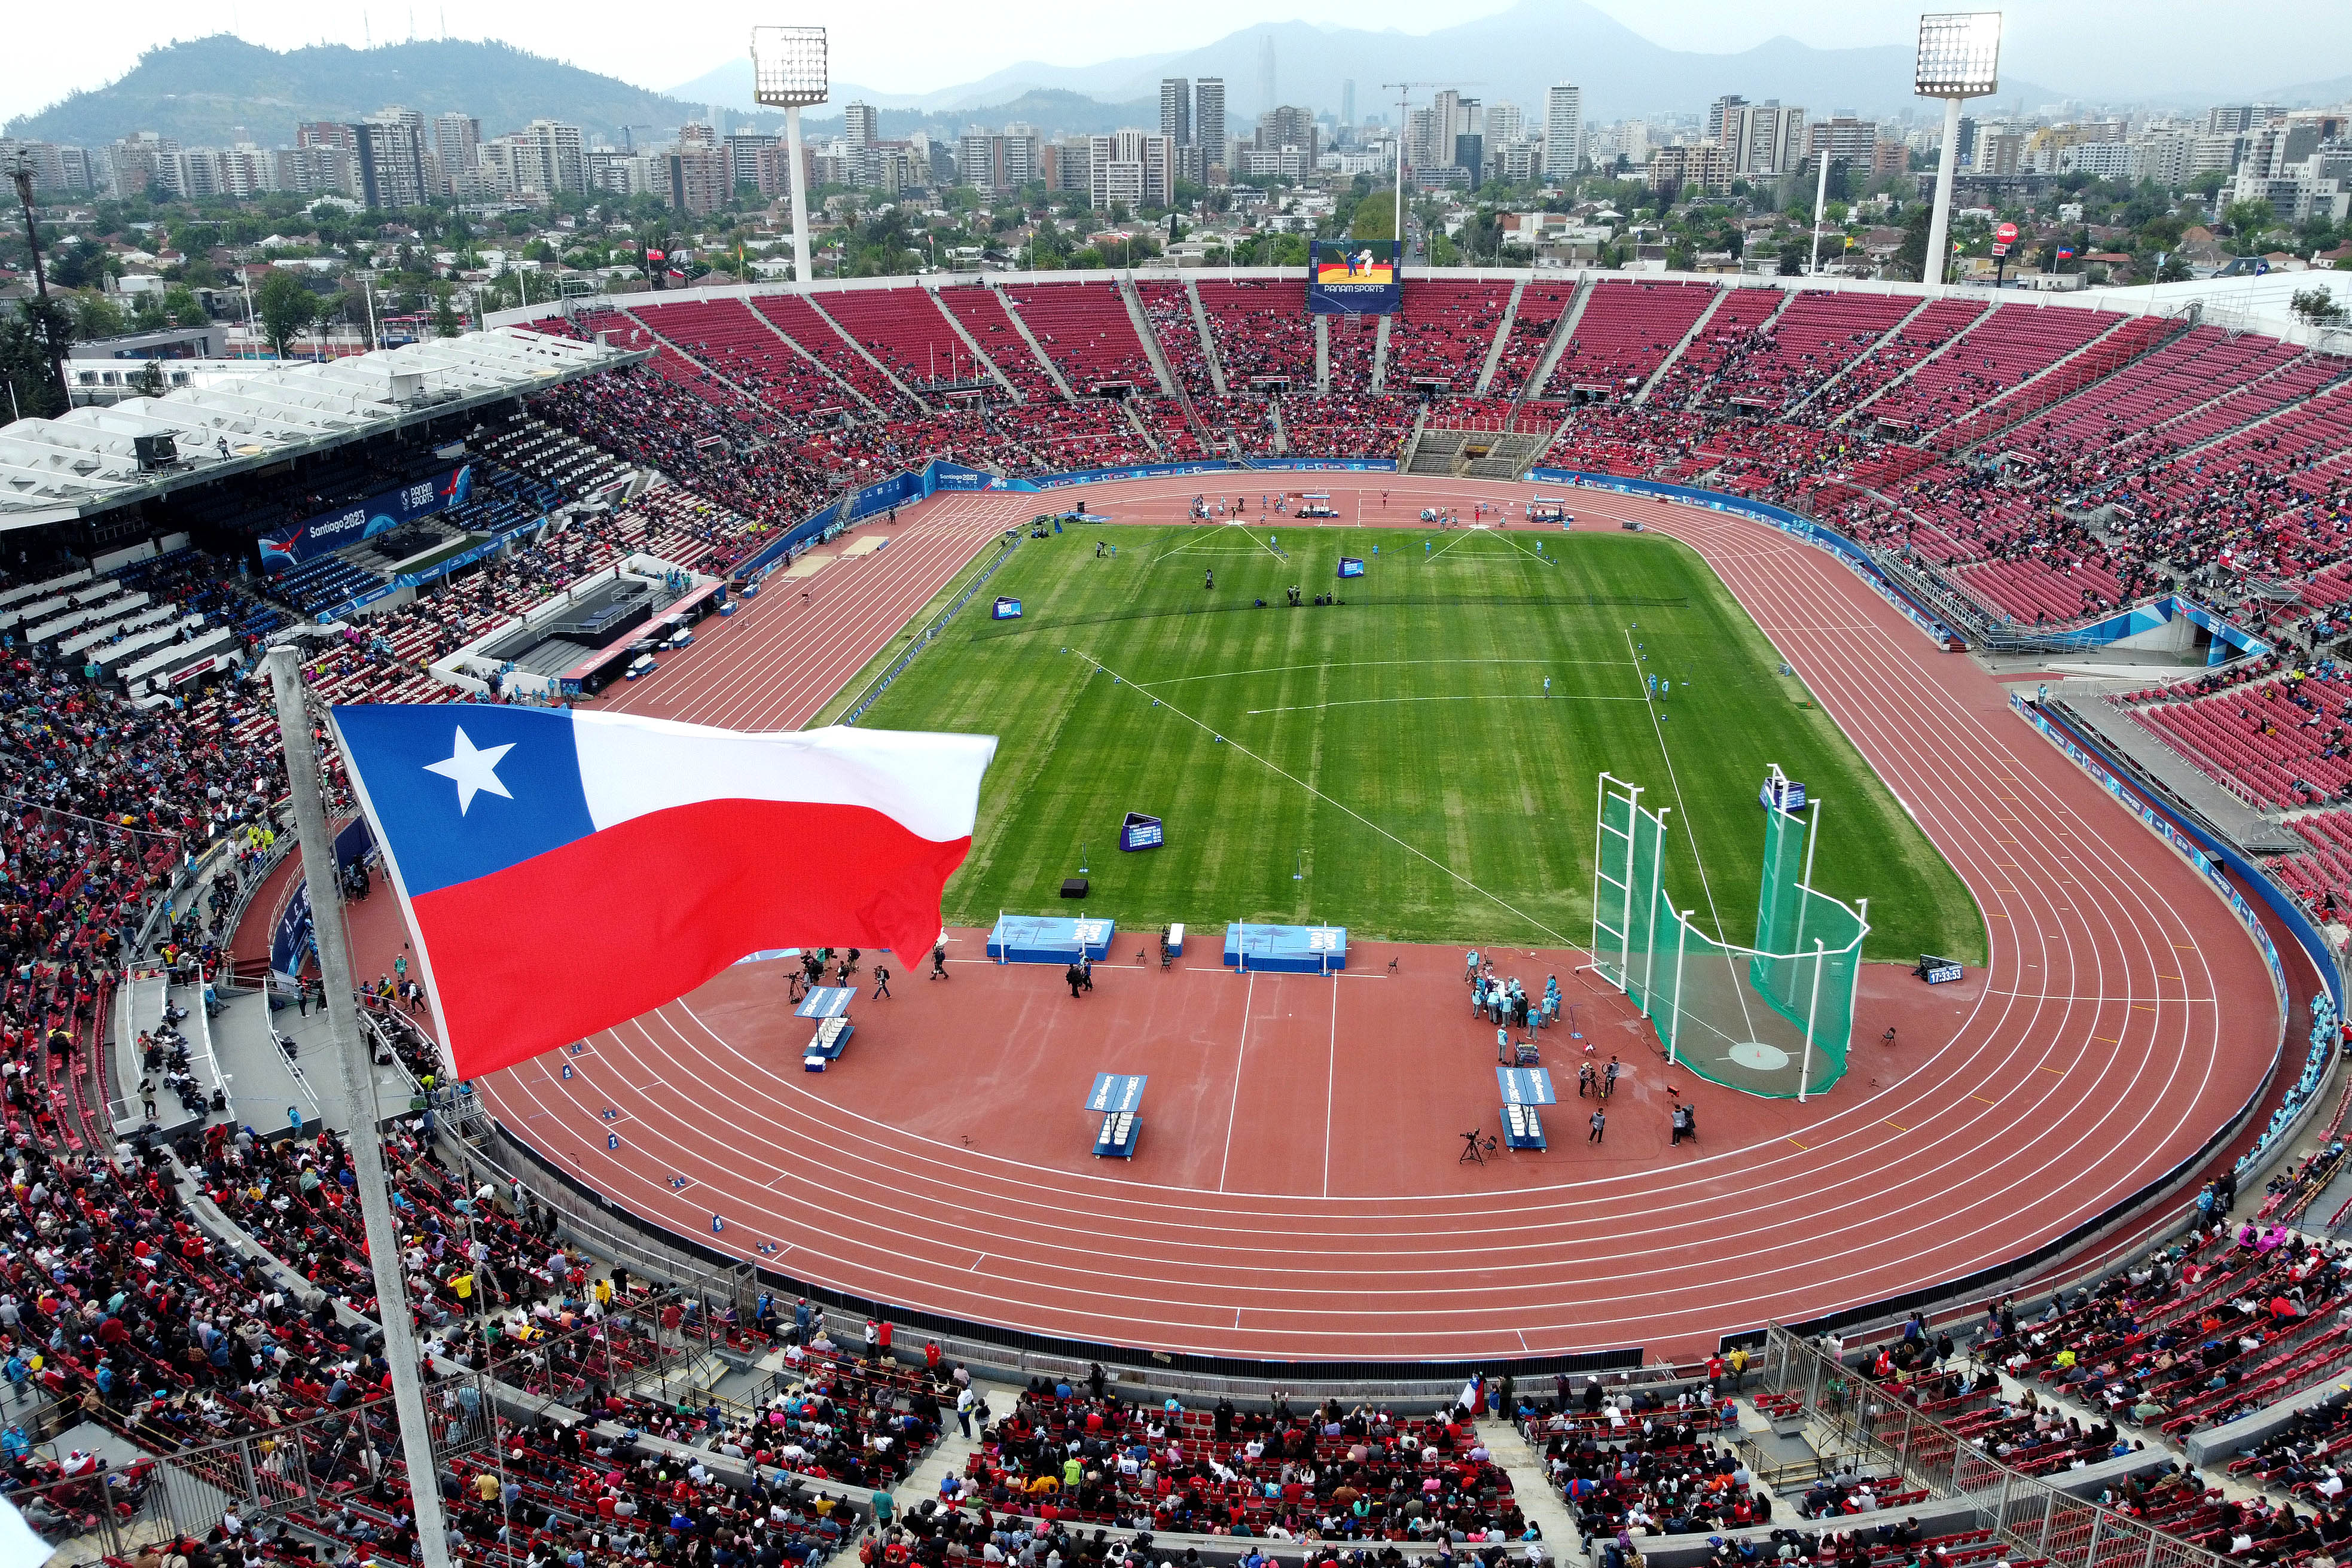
1379,81 -> 1484,263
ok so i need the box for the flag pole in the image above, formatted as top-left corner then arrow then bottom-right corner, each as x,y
266,647 -> 459,1568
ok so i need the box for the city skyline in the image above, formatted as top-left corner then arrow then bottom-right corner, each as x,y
7,0 -> 2347,131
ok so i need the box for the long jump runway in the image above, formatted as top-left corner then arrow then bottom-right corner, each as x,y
460,474 -> 2283,1363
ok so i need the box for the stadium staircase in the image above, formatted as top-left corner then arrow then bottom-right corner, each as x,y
992,290 -> 1078,400
1369,313 -> 1393,392
2170,356 -> 2352,459
1407,426 -> 1464,475
928,288 -> 1027,402
1829,296 -> 1994,425
1633,285 -> 1731,404
1473,279 -> 1527,396
800,292 -> 933,411
1268,396 -> 1292,454
1936,309 -> 2198,457
1522,276 -> 1594,402
1784,294 -> 1935,417
1115,276 -> 1180,396
1313,315 -> 1330,391
1182,278 -> 1230,395
1119,399 -> 1165,458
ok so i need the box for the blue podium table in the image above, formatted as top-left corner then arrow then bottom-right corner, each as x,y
1497,1067 -> 1555,1151
1087,1073 -> 1147,1158
798,986 -> 857,1070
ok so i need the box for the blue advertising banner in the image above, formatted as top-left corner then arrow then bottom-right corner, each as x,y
1119,811 -> 1164,851
261,465 -> 473,571
1310,239 -> 1402,316
992,597 -> 1023,620
270,878 -> 313,979
1337,557 -> 1365,578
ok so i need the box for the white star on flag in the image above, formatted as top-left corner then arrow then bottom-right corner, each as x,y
423,726 -> 515,815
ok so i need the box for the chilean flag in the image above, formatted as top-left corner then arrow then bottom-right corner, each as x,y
331,704 -> 995,1080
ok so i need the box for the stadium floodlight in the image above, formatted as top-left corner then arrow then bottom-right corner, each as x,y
1914,11 -> 2002,291
751,26 -> 828,288
751,25 -> 829,107
1914,11 -> 2002,97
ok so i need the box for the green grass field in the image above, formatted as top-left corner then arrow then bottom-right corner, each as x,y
857,522 -> 1984,965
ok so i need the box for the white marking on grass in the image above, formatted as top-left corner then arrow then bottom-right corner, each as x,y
1138,657 -> 1634,690
1244,694 -> 1646,716
1074,648 -> 1574,947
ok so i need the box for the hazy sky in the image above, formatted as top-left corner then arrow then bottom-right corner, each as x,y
6,0 -> 2344,127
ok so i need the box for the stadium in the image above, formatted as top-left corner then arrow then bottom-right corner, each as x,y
2,50 -> 2351,1568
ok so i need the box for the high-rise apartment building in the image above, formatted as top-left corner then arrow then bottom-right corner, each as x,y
1160,79 -> 1191,146
1341,80 -> 1356,127
1726,102 -> 1806,176
1255,105 -> 1320,167
843,102 -> 880,150
667,146 -> 728,215
1706,96 -> 1749,146
1088,129 -> 1173,210
350,114 -> 429,208
505,120 -> 586,197
432,113 -> 480,189
724,133 -> 785,197
1194,80 -> 1227,173
1542,84 -> 1584,180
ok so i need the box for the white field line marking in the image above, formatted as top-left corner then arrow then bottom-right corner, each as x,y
1138,657 -> 1635,690
1073,648 -> 1573,945
1245,694 -> 1647,716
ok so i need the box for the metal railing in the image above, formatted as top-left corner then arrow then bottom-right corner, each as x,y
1756,1327 -> 2227,1568
839,531 -> 1022,725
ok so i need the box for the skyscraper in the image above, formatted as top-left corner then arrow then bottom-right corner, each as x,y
1257,35 -> 1276,117
1706,94 -> 1750,145
1543,83 -> 1584,180
1194,79 -> 1227,171
1726,102 -> 1807,175
843,102 -> 879,149
1160,79 -> 1191,146
1341,80 -> 1356,127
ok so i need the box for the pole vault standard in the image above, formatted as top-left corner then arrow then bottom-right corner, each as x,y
266,647 -> 457,1568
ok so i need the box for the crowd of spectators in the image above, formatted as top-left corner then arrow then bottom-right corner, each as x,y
961,1385 -> 1526,1545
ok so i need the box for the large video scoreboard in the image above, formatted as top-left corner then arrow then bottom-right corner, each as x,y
1308,239 -> 1402,315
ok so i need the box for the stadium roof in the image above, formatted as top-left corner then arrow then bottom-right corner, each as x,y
0,327 -> 643,530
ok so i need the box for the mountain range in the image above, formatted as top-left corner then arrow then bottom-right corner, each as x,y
8,14 -> 2348,161
2,35 -> 763,150
672,0 -> 2053,127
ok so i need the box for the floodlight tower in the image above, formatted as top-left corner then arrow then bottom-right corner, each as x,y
752,25 -> 828,286
1914,11 -> 2002,288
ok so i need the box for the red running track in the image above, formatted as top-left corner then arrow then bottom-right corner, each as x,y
447,475 -> 2283,1364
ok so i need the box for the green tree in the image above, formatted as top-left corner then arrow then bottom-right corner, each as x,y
255,269 -> 321,358
2290,287 -> 2347,326
1777,246 -> 1804,276
0,298 -> 74,418
2223,198 -> 2277,238
1349,193 -> 1398,243
1892,203 -> 1935,282
129,359 -> 166,398
434,283 -> 464,338
73,292 -> 126,340
161,285 -> 205,326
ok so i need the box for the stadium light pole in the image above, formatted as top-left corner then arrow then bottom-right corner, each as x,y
264,646 -> 458,1568
753,26 -> 829,287
1915,11 -> 2002,289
